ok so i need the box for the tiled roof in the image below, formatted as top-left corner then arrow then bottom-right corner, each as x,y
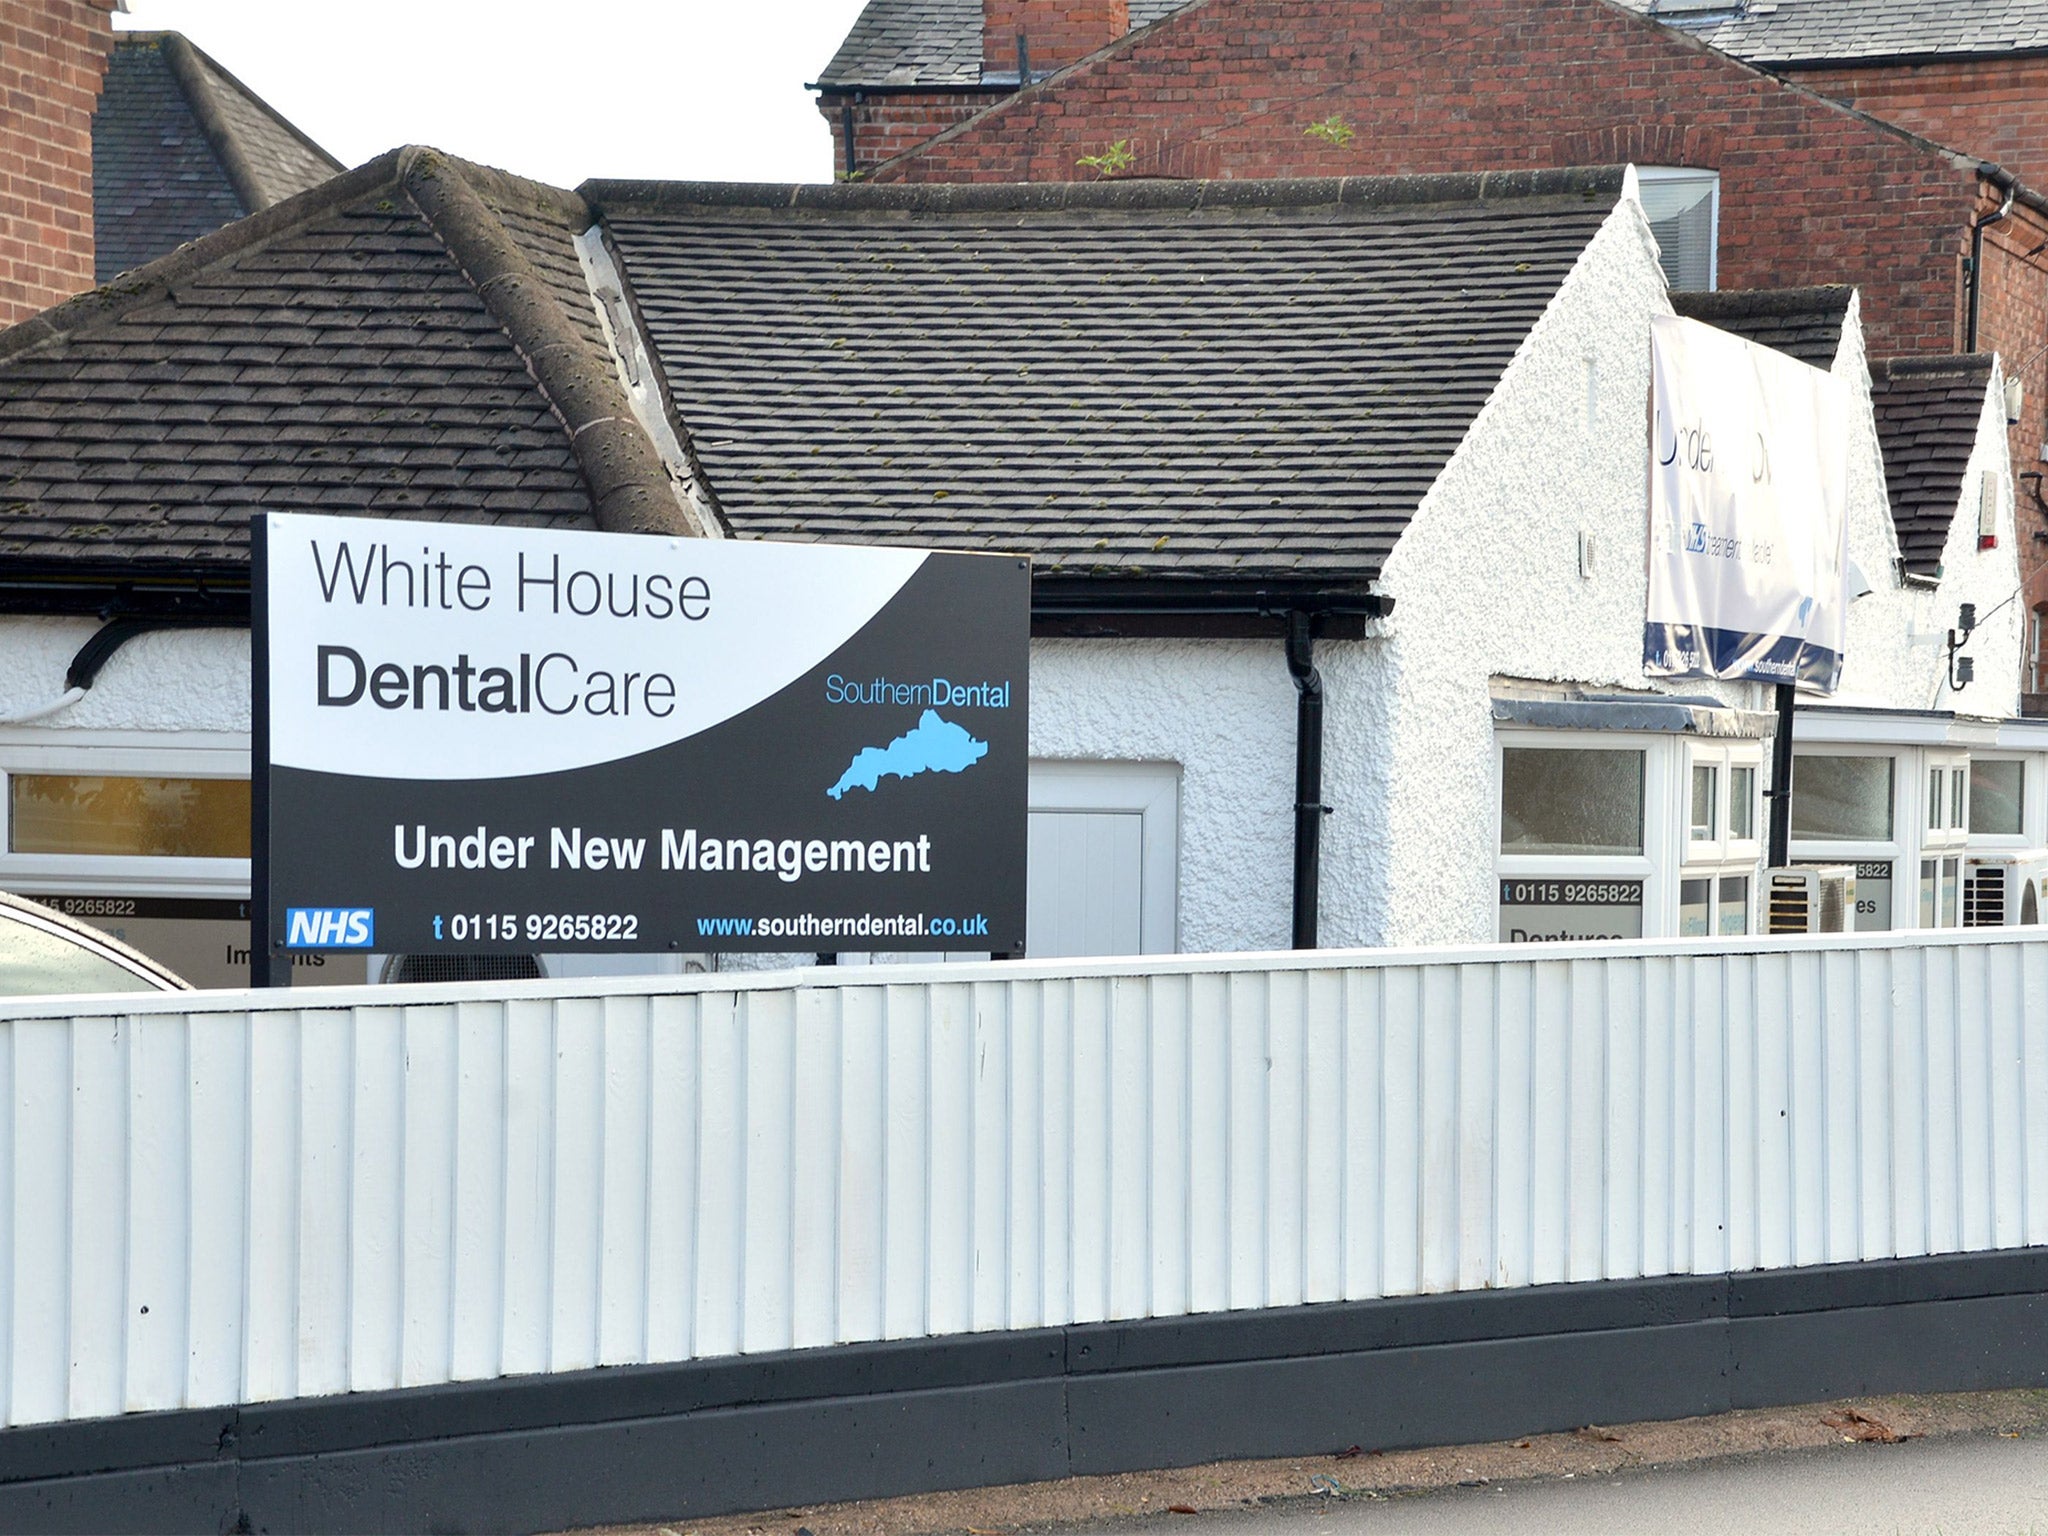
93,33 -> 343,282
0,149 -> 689,578
1870,354 -> 1995,577
587,168 -> 1627,585
1672,286 -> 1851,369
1615,0 -> 2048,65
815,0 -> 1191,88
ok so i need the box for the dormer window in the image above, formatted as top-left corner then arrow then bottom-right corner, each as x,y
1638,167 -> 1720,291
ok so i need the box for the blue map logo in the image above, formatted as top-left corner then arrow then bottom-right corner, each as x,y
828,709 -> 989,800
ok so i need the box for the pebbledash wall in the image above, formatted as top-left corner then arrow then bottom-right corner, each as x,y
0,177 -> 2027,960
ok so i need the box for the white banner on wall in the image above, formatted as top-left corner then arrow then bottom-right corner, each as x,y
1645,315 -> 1851,692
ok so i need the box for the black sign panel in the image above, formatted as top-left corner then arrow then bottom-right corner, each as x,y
255,513 -> 1029,967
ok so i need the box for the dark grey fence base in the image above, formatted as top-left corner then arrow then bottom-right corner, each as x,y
5,1248 -> 2047,1535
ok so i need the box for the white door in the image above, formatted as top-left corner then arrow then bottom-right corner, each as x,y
1025,761 -> 1179,958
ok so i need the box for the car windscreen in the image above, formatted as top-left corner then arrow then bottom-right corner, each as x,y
0,910 -> 167,997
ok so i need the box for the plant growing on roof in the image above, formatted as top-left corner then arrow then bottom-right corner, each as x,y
1304,114 -> 1355,148
1076,140 -> 1136,178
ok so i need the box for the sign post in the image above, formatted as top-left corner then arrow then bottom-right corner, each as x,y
251,513 -> 1030,974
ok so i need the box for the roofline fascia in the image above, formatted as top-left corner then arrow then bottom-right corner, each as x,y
582,164 -> 1630,218
1030,574 -> 1388,615
0,563 -> 251,619
1767,47 -> 2048,72
807,80 -> 1013,97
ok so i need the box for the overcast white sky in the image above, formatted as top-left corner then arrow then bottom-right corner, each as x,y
114,0 -> 876,188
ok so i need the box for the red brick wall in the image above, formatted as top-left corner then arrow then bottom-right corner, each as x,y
985,0 -> 1128,74
1971,191 -> 2048,605
0,0 -> 114,326
1794,58 -> 2048,189
818,91 -> 1002,179
878,0 -> 1988,360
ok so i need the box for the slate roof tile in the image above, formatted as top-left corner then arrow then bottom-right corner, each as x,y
592,168 -> 1626,583
0,152 -> 629,570
1672,286 -> 1851,368
1870,354 -> 1994,576
93,34 -> 344,283
1616,0 -> 2048,63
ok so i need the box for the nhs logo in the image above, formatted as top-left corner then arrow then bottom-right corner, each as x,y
285,908 -> 375,948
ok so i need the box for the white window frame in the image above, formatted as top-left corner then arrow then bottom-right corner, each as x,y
1788,745 -> 1903,932
0,728 -> 252,901
1636,165 -> 1721,292
1679,740 -> 1764,937
1965,753 -> 2031,852
1494,729 -> 1669,935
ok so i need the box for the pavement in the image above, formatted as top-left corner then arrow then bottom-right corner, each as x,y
566,1388 -> 2048,1536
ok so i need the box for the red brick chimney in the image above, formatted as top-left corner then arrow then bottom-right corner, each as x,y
0,0 -> 116,327
984,0 -> 1128,79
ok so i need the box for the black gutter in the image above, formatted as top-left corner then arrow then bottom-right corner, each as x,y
1284,611 -> 1328,950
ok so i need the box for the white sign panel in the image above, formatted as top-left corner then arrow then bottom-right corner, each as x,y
1645,315 -> 1851,691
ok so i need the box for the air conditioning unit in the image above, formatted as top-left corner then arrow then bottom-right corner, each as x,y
1965,857 -> 2016,927
1766,865 -> 1855,935
2014,857 -> 2048,927
1963,854 -> 2048,927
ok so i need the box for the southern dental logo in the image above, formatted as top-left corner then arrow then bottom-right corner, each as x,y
825,674 -> 1013,708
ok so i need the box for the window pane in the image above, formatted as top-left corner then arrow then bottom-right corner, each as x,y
1972,760 -> 2025,836
1919,859 -> 1937,928
1928,767 -> 1944,831
1679,877 -> 1710,938
1792,756 -> 1894,841
8,776 -> 250,858
1718,875 -> 1750,935
1730,766 -> 1756,841
1500,748 -> 1645,855
1953,770 -> 1967,832
1942,856 -> 1961,927
1690,764 -> 1717,842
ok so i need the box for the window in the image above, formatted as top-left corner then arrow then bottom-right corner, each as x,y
9,774 -> 249,858
1730,765 -> 1756,841
1500,747 -> 1645,855
1919,855 -> 1964,929
1792,755 -> 1894,841
1971,759 -> 2026,838
1690,763 -> 1718,842
1637,167 -> 1720,291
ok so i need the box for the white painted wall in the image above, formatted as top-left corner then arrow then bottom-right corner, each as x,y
0,929 -> 2039,1429
1828,309 -> 2022,716
1364,189 -> 1724,946
0,619 -> 248,732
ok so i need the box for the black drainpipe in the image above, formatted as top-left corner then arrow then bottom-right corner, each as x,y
1285,610 -> 1328,950
1967,170 -> 2016,352
841,96 -> 860,180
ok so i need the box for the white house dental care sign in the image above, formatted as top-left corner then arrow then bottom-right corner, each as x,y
252,512 -> 1029,979
1644,314 -> 1851,691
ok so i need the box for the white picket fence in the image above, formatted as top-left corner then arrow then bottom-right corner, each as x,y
1,931 -> 2043,1429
